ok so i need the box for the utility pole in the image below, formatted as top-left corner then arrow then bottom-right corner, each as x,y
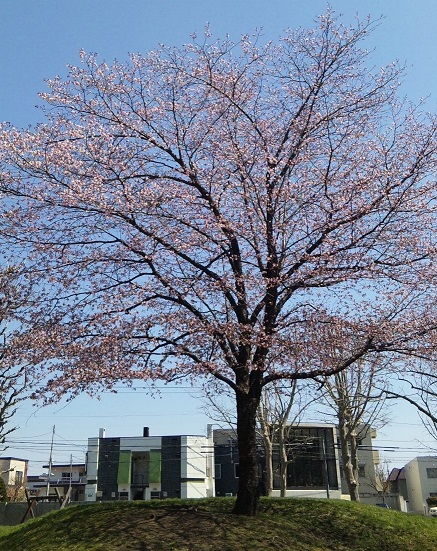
69,454 -> 72,495
46,425 -> 55,496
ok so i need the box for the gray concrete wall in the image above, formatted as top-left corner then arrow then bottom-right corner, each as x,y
0,501 -> 84,526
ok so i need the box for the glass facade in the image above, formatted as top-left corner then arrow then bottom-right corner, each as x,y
273,426 -> 338,490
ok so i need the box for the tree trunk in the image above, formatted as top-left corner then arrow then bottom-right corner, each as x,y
349,428 -> 360,500
278,424 -> 287,497
258,404 -> 273,496
338,419 -> 359,501
263,436 -> 274,497
233,380 -> 262,515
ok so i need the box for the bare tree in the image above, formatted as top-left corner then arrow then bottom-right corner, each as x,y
317,357 -> 389,501
203,379 -> 312,496
258,381 -> 315,496
384,368 -> 437,441
369,460 -> 392,504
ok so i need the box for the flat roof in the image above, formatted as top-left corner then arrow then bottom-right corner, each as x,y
43,464 -> 85,468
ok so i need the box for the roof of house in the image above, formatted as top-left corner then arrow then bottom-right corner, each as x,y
0,456 -> 29,463
43,463 -> 86,469
388,467 -> 406,482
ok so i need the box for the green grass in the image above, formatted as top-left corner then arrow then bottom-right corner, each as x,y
0,497 -> 436,551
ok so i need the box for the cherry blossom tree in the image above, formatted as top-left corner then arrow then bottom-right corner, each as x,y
0,267 -> 34,446
2,12 -> 437,514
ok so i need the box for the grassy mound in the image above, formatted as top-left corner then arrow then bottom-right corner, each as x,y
0,497 -> 436,551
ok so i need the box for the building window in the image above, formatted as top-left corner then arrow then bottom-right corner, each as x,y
234,464 -> 240,478
426,468 -> 437,478
15,471 -> 23,486
215,464 -> 222,479
358,464 -> 366,477
272,427 -> 338,490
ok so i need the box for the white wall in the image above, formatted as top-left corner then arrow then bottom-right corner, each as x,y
49,465 -> 85,482
271,489 -> 342,499
119,436 -> 162,452
0,458 -> 28,486
181,436 -> 206,480
181,481 -> 207,499
85,483 -> 97,501
405,457 -> 437,515
86,437 -> 100,483
180,436 -> 209,499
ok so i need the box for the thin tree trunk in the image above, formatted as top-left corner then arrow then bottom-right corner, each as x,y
278,424 -> 287,497
263,436 -> 273,496
258,401 -> 273,496
349,428 -> 360,500
338,418 -> 359,501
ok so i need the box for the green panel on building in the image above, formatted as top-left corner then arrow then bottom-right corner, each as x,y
117,450 -> 132,484
149,449 -> 161,484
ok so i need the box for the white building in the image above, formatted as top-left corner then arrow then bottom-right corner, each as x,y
0,456 -> 28,498
85,426 -> 215,502
404,456 -> 437,514
27,463 -> 87,501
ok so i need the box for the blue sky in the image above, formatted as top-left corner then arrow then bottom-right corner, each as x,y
2,0 -> 437,473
